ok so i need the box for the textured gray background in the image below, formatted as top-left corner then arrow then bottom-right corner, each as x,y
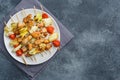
0,0 -> 120,80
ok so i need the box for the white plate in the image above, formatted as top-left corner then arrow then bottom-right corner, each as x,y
4,9 -> 60,65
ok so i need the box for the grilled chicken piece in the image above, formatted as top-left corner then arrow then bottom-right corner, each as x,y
37,22 -> 44,28
39,43 -> 46,50
31,31 -> 41,38
23,14 -> 32,23
42,28 -> 47,33
45,44 -> 52,50
21,46 -> 27,52
17,37 -> 22,43
23,14 -> 34,27
28,44 -> 32,50
32,44 -> 39,48
35,39 -> 41,45
27,19 -> 34,27
34,38 -> 46,45
43,32 -> 48,37
22,35 -> 32,44
13,28 -> 19,35
18,22 -> 25,29
44,39 -> 50,44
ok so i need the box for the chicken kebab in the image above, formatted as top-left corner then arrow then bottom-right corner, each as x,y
4,12 -> 60,58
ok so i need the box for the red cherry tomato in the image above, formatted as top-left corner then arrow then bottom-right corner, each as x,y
14,44 -> 19,48
9,34 -> 16,40
42,13 -> 49,19
46,26 -> 54,34
16,49 -> 23,56
52,40 -> 60,47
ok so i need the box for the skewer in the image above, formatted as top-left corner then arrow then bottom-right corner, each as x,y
33,55 -> 37,61
40,5 -> 56,54
21,9 -> 34,61
40,5 -> 61,51
21,8 -> 38,61
10,15 -> 15,22
30,56 -> 34,61
41,53 -> 43,57
10,14 -> 27,65
22,8 -> 26,16
34,6 -> 37,14
40,5 -> 61,52
40,4 -> 54,53
44,50 -> 47,54
4,20 -> 27,65
22,55 -> 27,65
16,14 -> 20,22
57,47 -> 60,51
33,6 -> 47,57
4,21 -> 7,26
40,4 -> 44,13
48,50 -> 51,54
22,8 -> 37,61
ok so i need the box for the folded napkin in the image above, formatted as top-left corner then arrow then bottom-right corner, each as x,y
0,0 -> 74,80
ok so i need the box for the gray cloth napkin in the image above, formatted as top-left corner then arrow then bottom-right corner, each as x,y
0,0 -> 74,80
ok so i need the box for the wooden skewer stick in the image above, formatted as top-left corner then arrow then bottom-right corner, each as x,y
22,8 -> 26,16
4,21 -> 7,26
30,56 -> 34,61
41,53 -> 43,57
34,6 -> 37,14
33,55 -> 37,61
16,14 -> 20,22
22,55 -> 27,65
44,51 -> 47,54
32,53 -> 37,61
48,50 -> 51,54
57,47 -> 60,51
21,9 -> 25,17
10,15 -> 15,22
40,4 -> 44,13
30,53 -> 37,62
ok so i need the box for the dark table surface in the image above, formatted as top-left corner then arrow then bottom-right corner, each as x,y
0,0 -> 120,80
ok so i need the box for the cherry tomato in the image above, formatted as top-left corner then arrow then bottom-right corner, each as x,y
16,49 -> 23,56
9,34 -> 16,40
42,13 -> 49,19
52,40 -> 60,47
14,44 -> 19,48
46,26 -> 54,34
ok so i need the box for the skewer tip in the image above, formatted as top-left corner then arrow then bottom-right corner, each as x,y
41,53 -> 44,57
22,8 -> 24,10
34,6 -> 36,9
10,15 -> 12,18
4,21 -> 6,25
57,47 -> 60,51
30,57 -> 34,61
48,50 -> 51,54
22,55 -> 27,65
40,4 -> 44,12
33,55 -> 37,61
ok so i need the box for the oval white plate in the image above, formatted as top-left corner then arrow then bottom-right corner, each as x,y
4,9 -> 60,65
